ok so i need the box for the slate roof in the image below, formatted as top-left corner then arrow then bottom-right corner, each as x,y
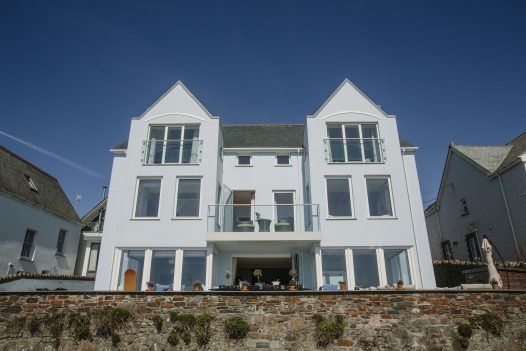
112,140 -> 128,150
222,124 -> 304,148
0,145 -> 81,224
496,131 -> 526,172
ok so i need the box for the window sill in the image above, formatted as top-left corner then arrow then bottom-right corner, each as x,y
172,217 -> 202,220
326,217 -> 356,220
367,216 -> 398,220
130,217 -> 161,221
327,162 -> 384,165
142,163 -> 200,166
19,257 -> 34,262
275,164 -> 292,167
235,165 -> 253,167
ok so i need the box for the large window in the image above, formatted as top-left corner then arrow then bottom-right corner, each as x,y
326,124 -> 382,163
145,125 -> 201,164
117,250 -> 145,291
353,249 -> 380,288
56,229 -> 67,255
150,251 -> 176,288
366,177 -> 394,217
321,250 -> 347,288
20,229 -> 36,259
175,178 -> 201,217
274,192 -> 295,231
384,249 -> 412,285
181,250 -> 206,291
326,178 -> 353,217
134,178 -> 161,218
87,243 -> 100,274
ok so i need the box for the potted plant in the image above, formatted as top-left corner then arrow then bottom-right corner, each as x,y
240,280 -> 250,292
224,271 -> 232,285
253,269 -> 263,288
396,280 -> 404,289
490,278 -> 499,289
192,281 -> 203,292
288,268 -> 297,291
146,281 -> 155,291
338,281 -> 347,291
272,279 -> 280,287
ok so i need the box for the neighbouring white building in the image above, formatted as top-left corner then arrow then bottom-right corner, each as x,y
94,80 -> 435,291
425,133 -> 526,262
0,145 -> 82,276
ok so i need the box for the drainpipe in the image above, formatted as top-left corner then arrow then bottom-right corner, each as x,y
497,175 -> 522,260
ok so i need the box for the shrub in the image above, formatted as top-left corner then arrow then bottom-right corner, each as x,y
151,315 -> 163,333
457,323 -> 472,339
195,311 -> 215,347
27,316 -> 42,336
224,316 -> 249,341
469,313 -> 504,337
43,313 -> 66,348
167,331 -> 179,346
312,313 -> 345,348
92,307 -> 132,346
169,312 -> 196,345
68,312 -> 92,342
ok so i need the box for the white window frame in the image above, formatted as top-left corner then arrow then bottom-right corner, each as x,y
236,154 -> 252,166
20,229 -> 37,260
326,123 -> 382,163
275,154 -> 291,166
272,190 -> 296,231
131,177 -> 162,220
87,242 -> 100,274
56,229 -> 67,255
324,176 -> 355,219
364,176 -> 396,219
173,177 -> 203,219
147,124 -> 201,165
24,175 -> 38,192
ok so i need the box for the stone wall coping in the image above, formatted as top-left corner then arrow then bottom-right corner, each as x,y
1,289 -> 525,296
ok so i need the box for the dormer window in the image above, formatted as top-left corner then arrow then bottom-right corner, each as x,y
24,174 -> 38,192
325,123 -> 383,163
143,125 -> 202,165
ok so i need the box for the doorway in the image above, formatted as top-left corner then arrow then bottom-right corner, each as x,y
233,191 -> 255,232
234,256 -> 292,285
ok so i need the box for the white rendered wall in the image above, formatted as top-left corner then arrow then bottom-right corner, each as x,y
500,162 -> 526,259
0,193 -> 81,276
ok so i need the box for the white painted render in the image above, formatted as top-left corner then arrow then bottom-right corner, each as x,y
0,193 -> 81,276
95,80 -> 436,291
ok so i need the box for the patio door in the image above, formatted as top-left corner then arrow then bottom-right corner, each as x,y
274,192 -> 295,232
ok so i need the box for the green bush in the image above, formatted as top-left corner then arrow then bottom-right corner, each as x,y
224,316 -> 249,341
169,312 -> 196,345
457,323 -> 472,338
312,313 -> 345,348
92,307 -> 132,346
68,312 -> 92,342
27,316 -> 42,336
151,315 -> 163,333
469,313 -> 504,337
195,311 -> 215,347
167,331 -> 179,346
43,313 -> 66,348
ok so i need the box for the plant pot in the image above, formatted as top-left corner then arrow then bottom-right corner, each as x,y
491,283 -> 499,289
241,286 -> 249,292
288,285 -> 297,291
339,283 -> 347,291
397,284 -> 403,290
192,287 -> 202,292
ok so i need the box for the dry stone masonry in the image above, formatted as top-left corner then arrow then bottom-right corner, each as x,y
0,290 -> 525,350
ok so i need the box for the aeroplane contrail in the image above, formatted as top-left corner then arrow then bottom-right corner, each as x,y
0,129 -> 104,179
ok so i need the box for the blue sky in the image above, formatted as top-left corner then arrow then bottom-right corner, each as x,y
1,1 -> 525,215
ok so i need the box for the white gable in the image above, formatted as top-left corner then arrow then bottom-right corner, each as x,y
138,81 -> 215,122
312,79 -> 388,120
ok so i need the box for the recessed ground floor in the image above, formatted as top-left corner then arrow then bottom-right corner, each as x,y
107,241 -> 424,291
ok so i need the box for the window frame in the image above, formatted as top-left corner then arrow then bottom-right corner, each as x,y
146,124 -> 201,165
326,123 -> 382,163
324,176 -> 355,219
173,177 -> 203,219
272,190 -> 296,231
364,176 -> 396,218
132,177 -> 163,220
24,174 -> 39,192
465,232 -> 482,262
236,155 -> 252,167
20,229 -> 37,260
55,229 -> 67,256
87,242 -> 101,274
275,154 -> 291,166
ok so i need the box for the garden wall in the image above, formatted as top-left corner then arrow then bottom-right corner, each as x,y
1,290 -> 525,350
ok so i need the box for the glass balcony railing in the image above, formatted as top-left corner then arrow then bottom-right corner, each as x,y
207,204 -> 320,233
141,139 -> 203,165
323,138 -> 384,163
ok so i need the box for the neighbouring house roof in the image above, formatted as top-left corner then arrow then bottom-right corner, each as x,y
451,145 -> 511,174
81,197 -> 107,225
496,131 -> 526,172
222,124 -> 305,148
113,125 -> 415,150
0,145 -> 81,224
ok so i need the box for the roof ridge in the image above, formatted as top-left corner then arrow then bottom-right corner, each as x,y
0,145 -> 58,182
453,144 -> 508,148
506,130 -> 526,146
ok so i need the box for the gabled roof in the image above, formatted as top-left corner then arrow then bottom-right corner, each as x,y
222,124 -> 304,148
496,131 -> 526,172
0,145 -> 81,224
451,145 -> 511,174
81,197 -> 107,224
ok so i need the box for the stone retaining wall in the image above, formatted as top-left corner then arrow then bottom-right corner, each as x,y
0,290 -> 525,350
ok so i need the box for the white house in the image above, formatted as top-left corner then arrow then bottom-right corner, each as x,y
425,133 -> 526,262
0,145 -> 82,276
94,80 -> 435,291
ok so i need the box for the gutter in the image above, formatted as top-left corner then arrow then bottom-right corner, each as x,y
497,174 -> 522,260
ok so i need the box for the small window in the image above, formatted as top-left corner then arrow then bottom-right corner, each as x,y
237,155 -> 251,166
56,229 -> 67,255
466,233 -> 482,261
276,155 -> 290,165
24,175 -> 38,192
133,178 -> 161,218
441,240 -> 454,260
21,229 -> 37,259
87,243 -> 100,273
366,177 -> 394,217
175,178 -> 201,217
460,198 -> 469,216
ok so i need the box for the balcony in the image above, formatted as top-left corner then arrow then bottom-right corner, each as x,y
141,139 -> 203,165
207,204 -> 320,233
323,138 -> 384,163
